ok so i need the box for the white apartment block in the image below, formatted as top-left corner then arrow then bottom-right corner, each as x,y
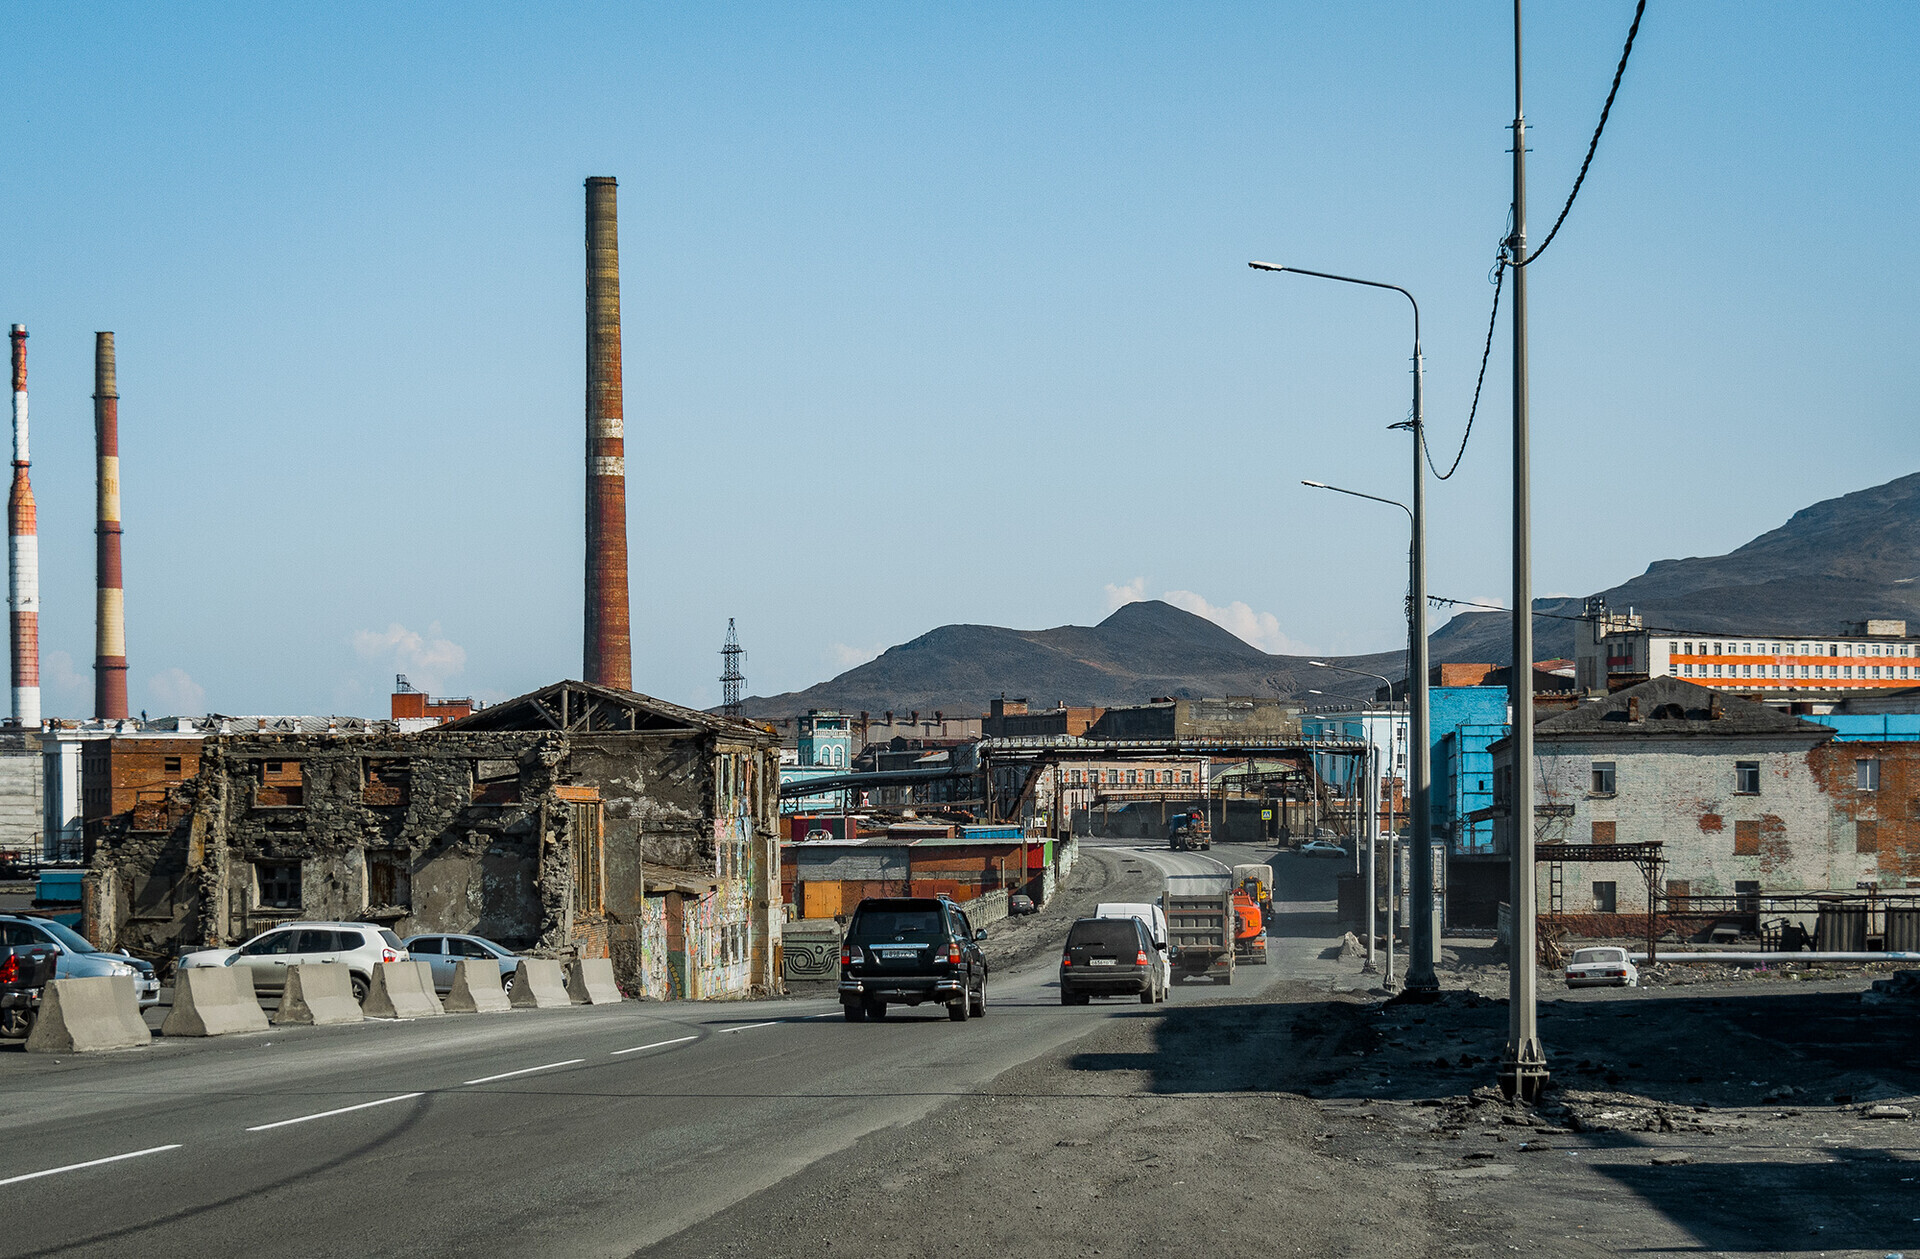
1576,604 -> 1917,696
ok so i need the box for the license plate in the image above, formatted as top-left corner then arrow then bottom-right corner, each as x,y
880,949 -> 917,960
1090,958 -> 1117,967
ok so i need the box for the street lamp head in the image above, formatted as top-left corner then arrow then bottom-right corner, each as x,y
1247,261 -> 1286,273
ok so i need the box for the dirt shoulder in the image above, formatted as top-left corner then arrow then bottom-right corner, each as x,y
650,956 -> 1920,1258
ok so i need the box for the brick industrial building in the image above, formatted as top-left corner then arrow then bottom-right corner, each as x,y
1479,677 -> 1918,934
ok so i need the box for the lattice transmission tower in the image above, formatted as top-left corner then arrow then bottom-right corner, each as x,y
719,618 -> 745,719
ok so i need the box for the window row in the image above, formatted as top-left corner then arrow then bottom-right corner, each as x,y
1671,639 -> 1913,658
1066,768 -> 1195,786
1677,662 -> 1913,681
1589,760 -> 1761,795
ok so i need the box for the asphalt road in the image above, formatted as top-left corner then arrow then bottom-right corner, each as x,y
0,838 -> 1336,1259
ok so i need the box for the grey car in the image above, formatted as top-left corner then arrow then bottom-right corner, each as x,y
402,933 -> 522,994
0,914 -> 160,1007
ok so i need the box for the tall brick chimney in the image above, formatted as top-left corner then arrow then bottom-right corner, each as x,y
583,176 -> 632,690
8,325 -> 38,728
94,332 -> 128,719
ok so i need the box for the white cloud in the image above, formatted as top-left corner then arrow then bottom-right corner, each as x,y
352,622 -> 467,694
1162,589 -> 1312,656
1104,577 -> 1148,611
147,667 -> 207,714
829,642 -> 886,671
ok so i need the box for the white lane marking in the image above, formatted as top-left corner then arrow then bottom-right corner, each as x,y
246,1093 -> 423,1133
0,1144 -> 182,1187
610,1035 -> 697,1056
720,1021 -> 777,1033
799,1012 -> 840,1019
463,1059 -> 584,1085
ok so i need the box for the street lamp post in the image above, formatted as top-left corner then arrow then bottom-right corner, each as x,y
1309,659 -> 1402,990
1260,261 -> 1438,995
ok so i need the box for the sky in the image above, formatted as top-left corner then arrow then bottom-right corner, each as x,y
2,3 -> 1916,717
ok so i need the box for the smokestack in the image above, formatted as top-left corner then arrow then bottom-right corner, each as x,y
8,325 -> 38,728
93,332 -> 128,720
583,176 -> 632,691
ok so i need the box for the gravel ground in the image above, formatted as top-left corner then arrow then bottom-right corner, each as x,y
651,931 -> 1920,1258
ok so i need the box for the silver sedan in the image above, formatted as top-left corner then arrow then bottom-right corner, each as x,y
401,933 -> 522,994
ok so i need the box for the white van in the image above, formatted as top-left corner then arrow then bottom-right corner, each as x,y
1095,902 -> 1171,989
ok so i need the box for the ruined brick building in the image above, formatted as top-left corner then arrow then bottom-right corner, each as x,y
1486,677 -> 1920,927
85,681 -> 782,999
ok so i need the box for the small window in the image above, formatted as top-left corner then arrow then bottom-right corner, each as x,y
1735,880 -> 1760,912
1735,762 -> 1761,795
1857,758 -> 1881,792
255,862 -> 302,910
1857,820 -> 1879,854
1591,821 -> 1616,844
1590,762 -> 1616,795
1666,879 -> 1692,911
1734,820 -> 1760,854
1592,881 -> 1617,914
164,756 -> 182,775
367,851 -> 411,908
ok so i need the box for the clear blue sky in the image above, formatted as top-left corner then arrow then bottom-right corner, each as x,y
4,4 -> 1916,716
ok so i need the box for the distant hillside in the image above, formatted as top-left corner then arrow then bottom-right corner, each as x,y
1432,471 -> 1920,665
742,600 -> 1400,721
748,472 -> 1920,720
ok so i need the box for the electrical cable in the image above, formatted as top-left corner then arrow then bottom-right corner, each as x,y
1515,0 -> 1648,268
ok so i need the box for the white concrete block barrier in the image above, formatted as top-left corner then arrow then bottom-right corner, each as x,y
444,959 -> 512,1014
363,960 -> 446,1020
508,958 -> 570,1009
161,966 -> 270,1037
566,957 -> 622,1005
25,976 -> 151,1052
273,964 -> 366,1026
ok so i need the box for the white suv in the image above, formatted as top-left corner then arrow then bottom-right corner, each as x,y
178,922 -> 407,1005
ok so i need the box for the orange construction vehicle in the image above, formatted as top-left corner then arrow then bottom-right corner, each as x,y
1232,889 -> 1268,965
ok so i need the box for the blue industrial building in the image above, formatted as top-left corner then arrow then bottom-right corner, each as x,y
1428,687 -> 1508,855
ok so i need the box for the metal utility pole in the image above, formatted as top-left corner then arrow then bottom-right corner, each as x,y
1500,0 -> 1550,1103
1362,745 -> 1378,974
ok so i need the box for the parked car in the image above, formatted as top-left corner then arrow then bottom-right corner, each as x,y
1009,894 -> 1038,916
177,922 -> 406,1005
1565,946 -> 1639,988
838,896 -> 988,1022
0,914 -> 160,1007
1299,839 -> 1347,858
0,942 -> 59,1038
1094,901 -> 1172,992
1060,915 -> 1165,1005
403,933 -> 521,994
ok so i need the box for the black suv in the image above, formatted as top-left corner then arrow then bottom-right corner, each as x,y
1059,915 -> 1164,1005
839,897 -> 988,1022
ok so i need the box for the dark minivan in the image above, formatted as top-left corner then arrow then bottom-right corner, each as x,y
839,897 -> 988,1022
1059,915 -> 1165,1005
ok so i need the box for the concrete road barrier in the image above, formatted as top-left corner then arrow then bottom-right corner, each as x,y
25,976 -> 151,1052
445,959 -> 511,1014
363,961 -> 446,1020
509,958 -> 570,1009
273,963 -> 366,1026
566,957 -> 622,1005
162,966 -> 270,1037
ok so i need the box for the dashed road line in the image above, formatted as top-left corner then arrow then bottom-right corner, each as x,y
0,1144 -> 182,1187
246,1094 -> 424,1133
610,1035 -> 697,1056
720,1021 -> 777,1034
464,1059 -> 584,1085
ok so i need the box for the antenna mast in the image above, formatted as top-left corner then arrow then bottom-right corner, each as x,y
720,619 -> 745,720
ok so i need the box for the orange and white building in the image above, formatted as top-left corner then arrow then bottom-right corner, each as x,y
1576,602 -> 1919,695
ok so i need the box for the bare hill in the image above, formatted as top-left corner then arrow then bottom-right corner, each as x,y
742,600 -> 1399,721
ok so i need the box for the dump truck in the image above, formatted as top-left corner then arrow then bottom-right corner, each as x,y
1232,888 -> 1268,965
1164,874 -> 1235,984
1167,812 -> 1212,852
1232,863 -> 1273,917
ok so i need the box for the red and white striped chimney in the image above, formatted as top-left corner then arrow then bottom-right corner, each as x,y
8,325 -> 38,728
94,332 -> 128,720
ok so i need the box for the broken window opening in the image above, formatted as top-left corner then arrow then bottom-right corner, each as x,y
256,760 -> 305,808
363,759 -> 412,808
570,801 -> 605,917
367,851 -> 412,909
256,861 -> 302,910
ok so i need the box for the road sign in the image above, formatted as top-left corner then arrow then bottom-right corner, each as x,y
1261,809 -> 1273,821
